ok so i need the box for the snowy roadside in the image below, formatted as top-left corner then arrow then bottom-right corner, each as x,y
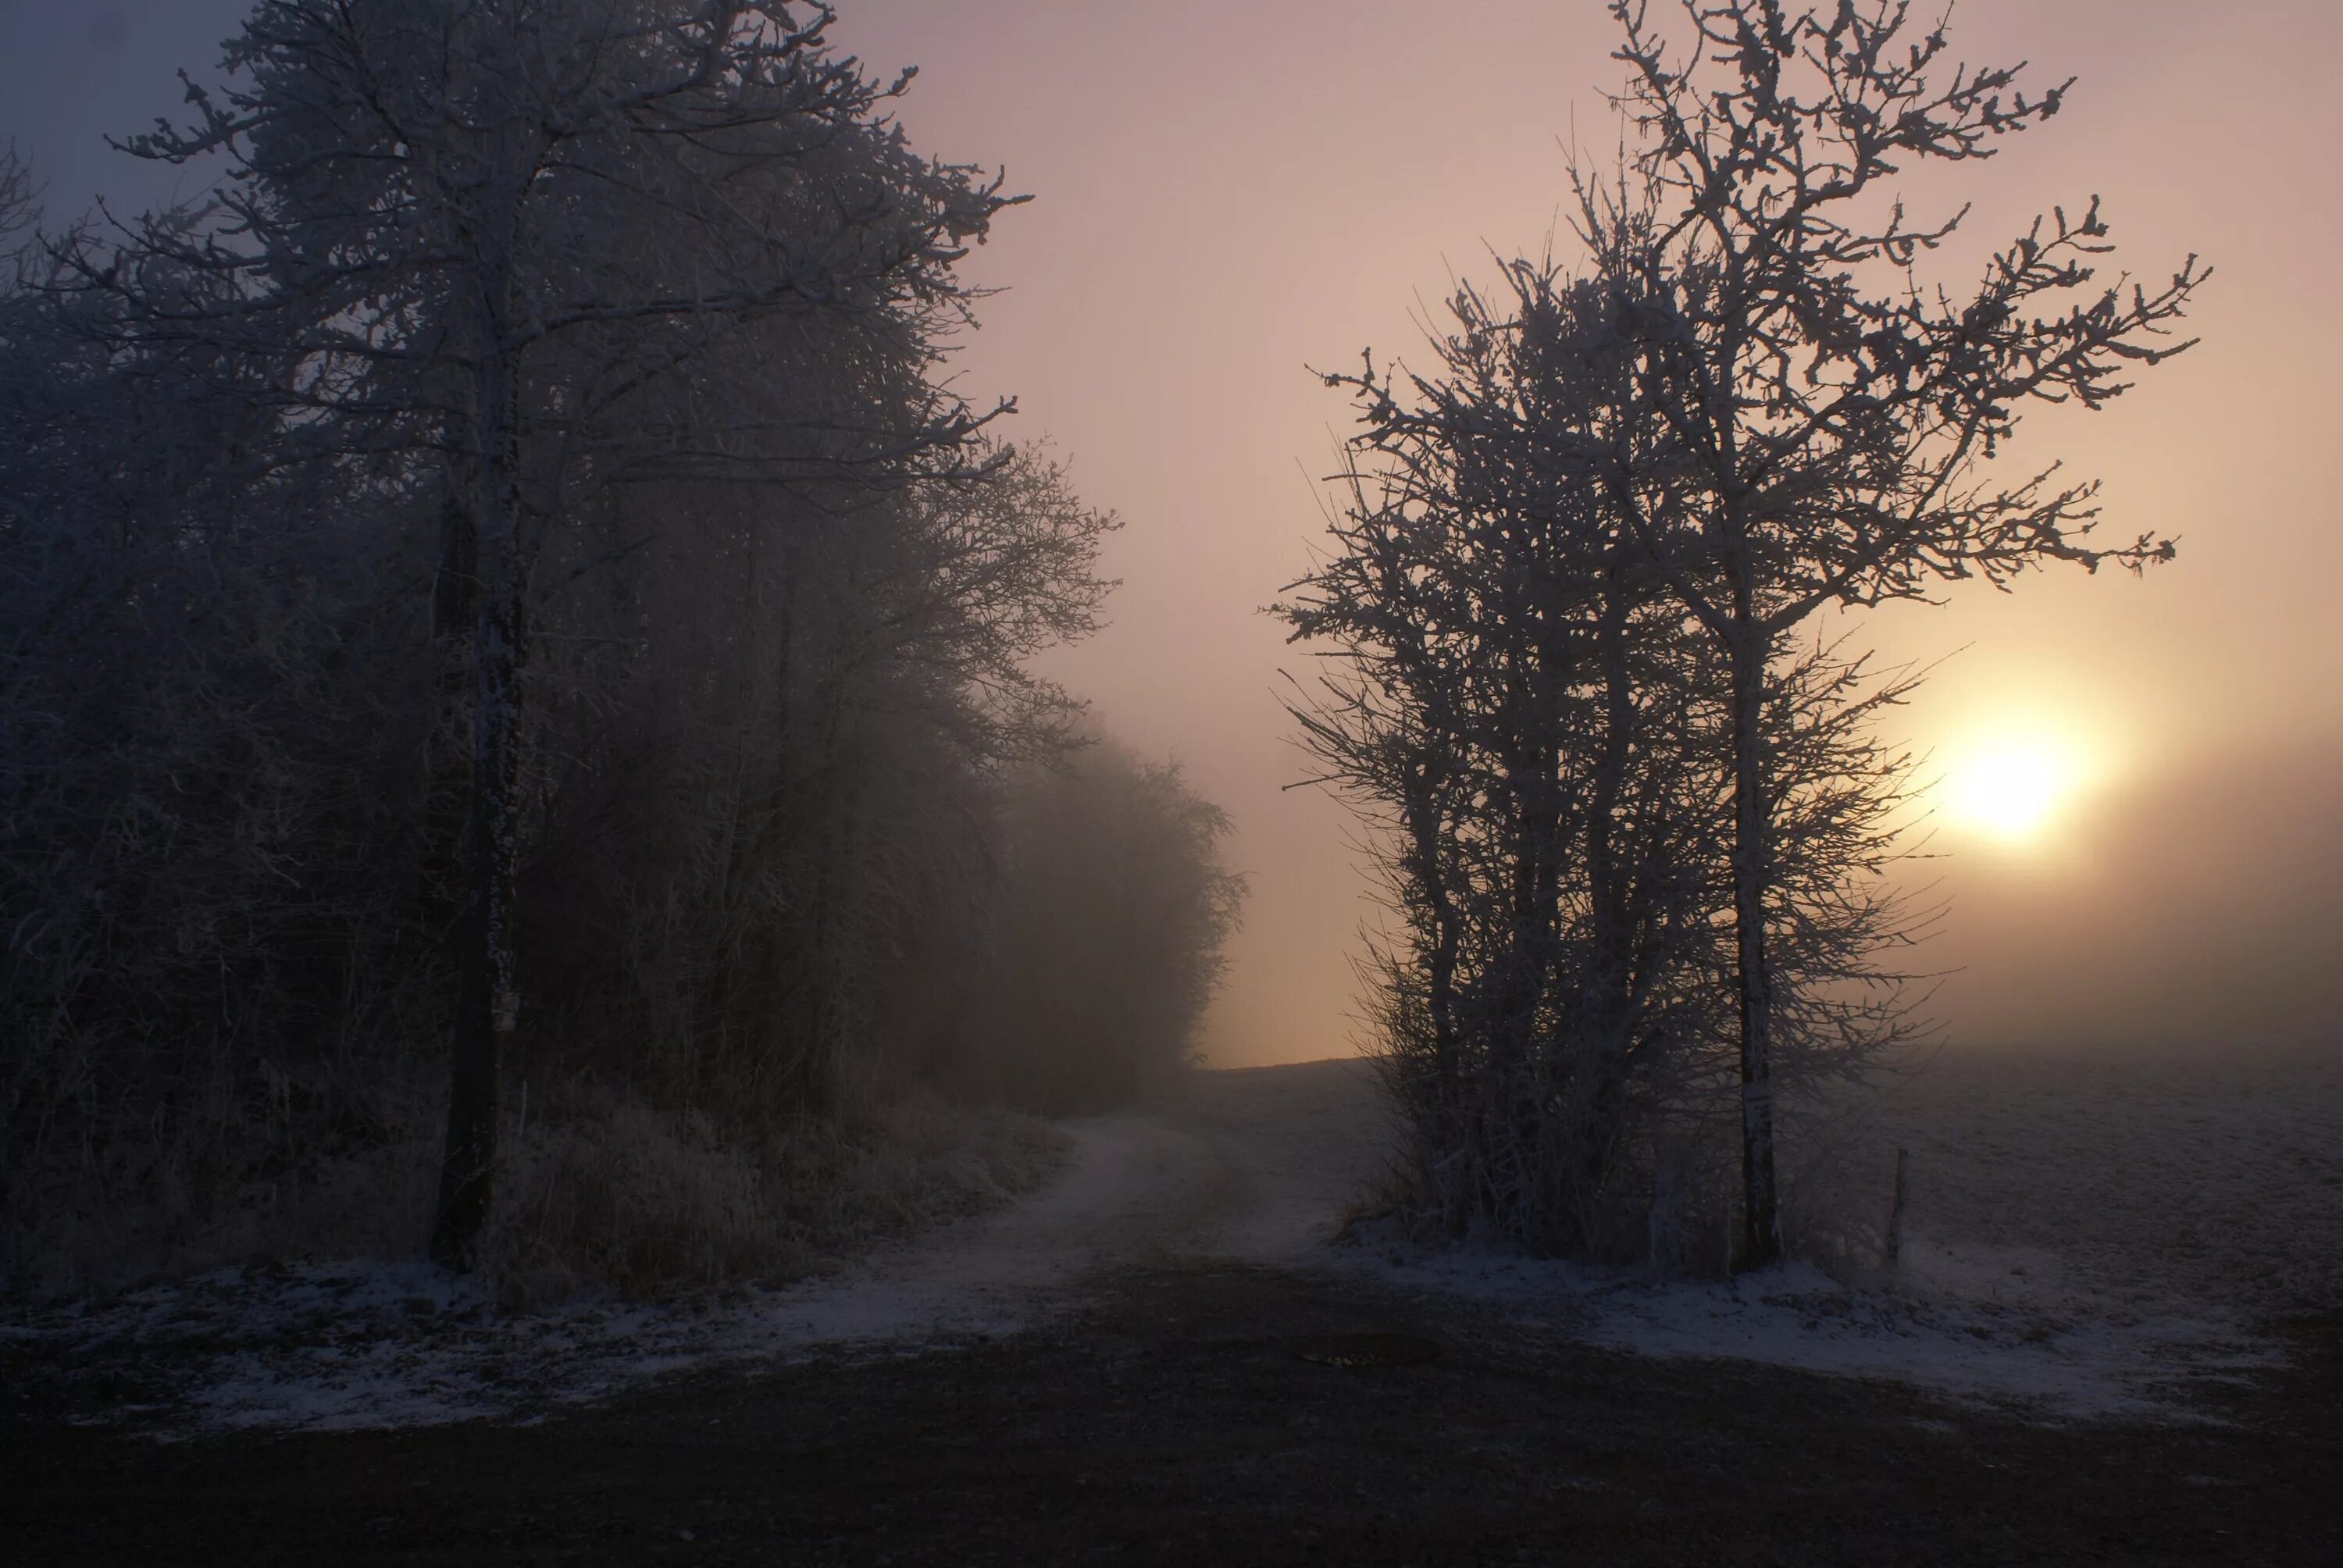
1346,1238 -> 2284,1423
0,1245 -> 1057,1436
0,1124 -> 1196,1434
1342,1046 -> 2343,1423
0,1063 -> 1395,1434
6,1052 -> 2332,1434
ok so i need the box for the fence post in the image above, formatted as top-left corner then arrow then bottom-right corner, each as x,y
1884,1146 -> 1910,1270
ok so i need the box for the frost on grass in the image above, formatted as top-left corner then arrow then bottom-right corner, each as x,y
7,1053 -> 2336,1433
2,1251 -> 1035,1434
1354,1246 -> 2284,1423
1354,1046 -> 2341,1420
2,1100 -> 1075,1434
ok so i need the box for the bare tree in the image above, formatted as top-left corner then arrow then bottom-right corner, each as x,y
1571,0 -> 2203,1263
4,9 -> 1224,1295
1285,265 -> 1717,1249
1285,254 -> 1928,1258
2,192 -> 429,1282
80,0 -> 1022,1267
0,144 -> 36,269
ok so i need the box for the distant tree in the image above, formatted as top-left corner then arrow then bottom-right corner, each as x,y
79,0 -> 1022,1268
523,439 -> 1119,1121
1570,0 -> 2203,1263
971,743 -> 1246,1114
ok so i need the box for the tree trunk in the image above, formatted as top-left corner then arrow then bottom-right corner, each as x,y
1411,780 -> 1461,1103
1578,585 -> 1639,1237
421,496 -> 478,920
1727,615 -> 1781,1269
1400,754 -> 1465,1227
430,329 -> 525,1272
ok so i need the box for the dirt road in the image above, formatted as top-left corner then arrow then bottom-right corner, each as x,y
778,1057 -> 1400,1324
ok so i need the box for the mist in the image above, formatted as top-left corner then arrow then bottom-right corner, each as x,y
2,4 -> 2336,1563
1922,735 -> 2343,1053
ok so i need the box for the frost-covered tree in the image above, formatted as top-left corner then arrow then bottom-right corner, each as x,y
0,144 -> 35,261
2,6 -> 1223,1295
2,186 -> 430,1282
1569,0 -> 2202,1262
1285,260 -> 1927,1258
70,0 -> 1021,1268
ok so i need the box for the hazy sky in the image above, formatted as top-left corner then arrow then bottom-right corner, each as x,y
6,1 -> 2338,1062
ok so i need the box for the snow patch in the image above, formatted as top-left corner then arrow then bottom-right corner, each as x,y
1350,1241 -> 2281,1420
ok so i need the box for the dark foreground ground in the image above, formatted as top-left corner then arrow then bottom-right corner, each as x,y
6,1268 -> 2337,1567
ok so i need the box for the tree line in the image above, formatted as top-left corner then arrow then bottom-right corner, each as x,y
0,1 -> 1241,1290
1282,0 -> 2200,1267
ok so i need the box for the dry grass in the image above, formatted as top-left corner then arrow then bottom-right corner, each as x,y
478,1092 -> 1068,1309
3,1069 -> 1068,1310
1,1058 -> 443,1299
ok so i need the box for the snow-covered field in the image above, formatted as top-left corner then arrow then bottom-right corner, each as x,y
1356,1046 -> 2342,1420
1860,1046 -> 2343,1318
6,1046 -> 2336,1431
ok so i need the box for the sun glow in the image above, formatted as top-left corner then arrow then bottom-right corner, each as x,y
1945,734 -> 2086,844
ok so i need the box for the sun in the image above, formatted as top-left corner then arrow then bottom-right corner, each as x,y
1945,735 -> 2082,843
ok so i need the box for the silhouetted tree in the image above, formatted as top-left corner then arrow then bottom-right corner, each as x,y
2,7 -> 1236,1295
523,440 -> 1119,1123
82,0 -> 1019,1267
1571,0 -> 2202,1263
0,144 -> 34,260
1285,259 -> 1928,1258
2,188 -> 430,1279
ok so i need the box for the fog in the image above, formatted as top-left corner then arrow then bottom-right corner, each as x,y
1923,737 -> 2343,1052
5,11 -> 2340,1557
5,0 -> 2337,1067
